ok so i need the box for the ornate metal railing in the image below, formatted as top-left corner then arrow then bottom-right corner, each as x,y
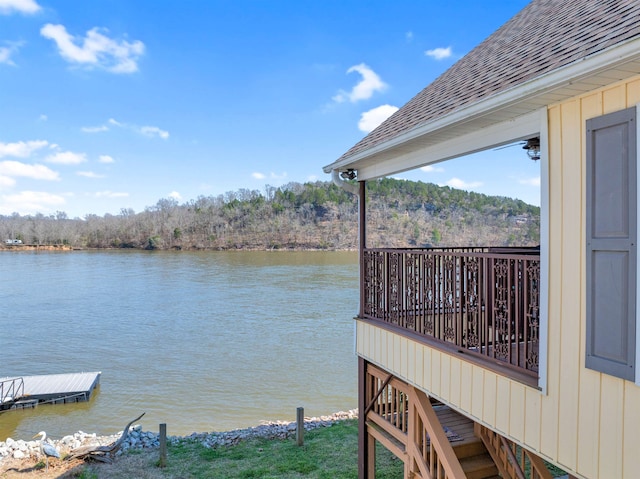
363,247 -> 540,381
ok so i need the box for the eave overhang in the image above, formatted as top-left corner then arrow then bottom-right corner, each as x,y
323,36 -> 640,181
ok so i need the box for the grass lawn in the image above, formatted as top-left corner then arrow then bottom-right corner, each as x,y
72,419 -> 404,479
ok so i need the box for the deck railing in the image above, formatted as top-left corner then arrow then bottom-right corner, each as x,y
363,247 -> 540,382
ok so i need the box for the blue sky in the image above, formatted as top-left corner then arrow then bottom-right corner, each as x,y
0,0 -> 538,219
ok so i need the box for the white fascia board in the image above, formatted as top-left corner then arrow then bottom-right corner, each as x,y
356,110 -> 541,181
324,36 -> 640,176
538,107 -> 550,395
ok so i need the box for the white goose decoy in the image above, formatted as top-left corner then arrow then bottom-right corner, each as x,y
32,431 -> 60,471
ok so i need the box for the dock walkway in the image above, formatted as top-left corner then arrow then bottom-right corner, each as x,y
0,372 -> 100,410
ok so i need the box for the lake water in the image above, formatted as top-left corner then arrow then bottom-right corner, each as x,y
0,250 -> 359,441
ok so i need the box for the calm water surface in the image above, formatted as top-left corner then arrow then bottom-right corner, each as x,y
0,250 -> 359,441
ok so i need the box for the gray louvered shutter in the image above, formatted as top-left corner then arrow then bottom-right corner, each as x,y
586,106 -> 637,381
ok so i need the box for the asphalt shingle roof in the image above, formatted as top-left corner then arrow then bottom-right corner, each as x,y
336,0 -> 640,164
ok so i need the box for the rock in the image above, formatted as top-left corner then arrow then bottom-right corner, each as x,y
0,409 -> 361,459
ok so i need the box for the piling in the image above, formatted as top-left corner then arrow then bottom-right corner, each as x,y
296,407 -> 304,446
159,423 -> 167,467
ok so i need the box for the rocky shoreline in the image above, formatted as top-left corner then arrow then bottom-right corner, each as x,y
0,409 -> 358,464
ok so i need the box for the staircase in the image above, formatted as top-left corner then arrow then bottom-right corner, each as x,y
363,365 -> 554,478
455,437 -> 500,479
433,404 -> 499,479
476,423 -> 553,479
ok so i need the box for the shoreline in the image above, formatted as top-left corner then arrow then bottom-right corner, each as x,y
0,409 -> 358,464
0,245 -> 357,252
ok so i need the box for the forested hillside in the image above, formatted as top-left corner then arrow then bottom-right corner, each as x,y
0,178 -> 540,250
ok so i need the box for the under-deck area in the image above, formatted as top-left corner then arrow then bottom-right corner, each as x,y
362,362 -> 553,479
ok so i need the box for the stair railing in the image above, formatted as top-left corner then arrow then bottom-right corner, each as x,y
475,423 -> 553,479
408,386 -> 467,479
364,365 -> 468,478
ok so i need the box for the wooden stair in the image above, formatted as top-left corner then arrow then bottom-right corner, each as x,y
434,405 -> 499,479
368,402 -> 500,478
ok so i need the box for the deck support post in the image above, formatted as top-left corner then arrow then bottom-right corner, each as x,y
358,180 -> 366,319
358,357 -> 373,479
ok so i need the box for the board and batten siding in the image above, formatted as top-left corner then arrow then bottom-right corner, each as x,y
356,74 -> 640,479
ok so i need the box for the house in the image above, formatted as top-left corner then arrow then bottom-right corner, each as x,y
323,1 -> 640,478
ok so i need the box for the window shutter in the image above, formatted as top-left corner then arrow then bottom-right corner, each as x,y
586,106 -> 637,381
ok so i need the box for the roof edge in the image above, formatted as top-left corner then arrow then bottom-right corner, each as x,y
324,35 -> 640,174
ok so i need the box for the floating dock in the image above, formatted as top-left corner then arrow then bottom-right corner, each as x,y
0,372 -> 101,410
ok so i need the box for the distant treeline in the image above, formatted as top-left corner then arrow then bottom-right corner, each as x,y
0,178 -> 540,250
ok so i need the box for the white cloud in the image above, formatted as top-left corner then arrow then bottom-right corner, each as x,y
45,150 -> 87,165
82,125 -> 109,133
95,190 -> 128,198
98,155 -> 114,163
0,45 -> 16,65
519,176 -> 541,187
0,41 -> 25,66
140,125 -> 169,139
0,0 -> 41,14
333,63 -> 387,103
425,46 -> 452,60
0,160 -> 59,180
99,118 -> 169,139
0,140 -> 48,158
252,171 -> 287,181
77,171 -> 104,178
0,175 -> 16,187
405,31 -> 413,42
0,47 -> 11,64
38,114 -> 47,121
0,190 -> 66,215
40,24 -> 145,74
420,165 -> 445,173
444,177 -> 482,189
358,104 -> 399,133
168,191 -> 181,200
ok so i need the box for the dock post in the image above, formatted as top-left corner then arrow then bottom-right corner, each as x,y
159,423 -> 167,468
296,407 -> 304,446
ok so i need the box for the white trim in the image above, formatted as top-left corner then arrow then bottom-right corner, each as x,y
356,111 -> 540,181
636,103 -> 640,386
538,108 -> 550,395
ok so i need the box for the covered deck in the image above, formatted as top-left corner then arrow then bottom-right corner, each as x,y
361,246 -> 540,386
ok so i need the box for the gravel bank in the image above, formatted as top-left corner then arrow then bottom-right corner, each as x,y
0,409 -> 358,464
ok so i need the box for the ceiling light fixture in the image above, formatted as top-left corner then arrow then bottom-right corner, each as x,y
340,169 -> 357,180
523,137 -> 541,161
